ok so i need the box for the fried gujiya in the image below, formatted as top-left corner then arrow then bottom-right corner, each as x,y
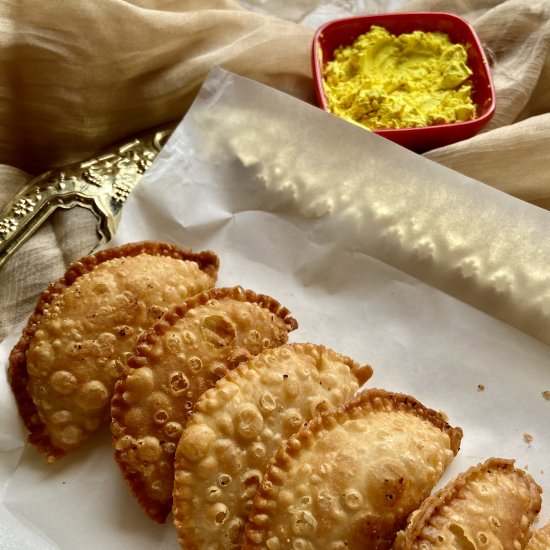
173,342 -> 373,549
243,388 -> 463,550
9,241 -> 219,463
393,457 -> 542,550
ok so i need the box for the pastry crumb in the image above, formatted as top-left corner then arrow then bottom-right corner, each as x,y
523,433 -> 534,445
542,390 -> 550,400
477,384 -> 485,392
438,410 -> 449,422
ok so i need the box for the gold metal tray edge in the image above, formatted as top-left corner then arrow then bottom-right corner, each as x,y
0,123 -> 176,269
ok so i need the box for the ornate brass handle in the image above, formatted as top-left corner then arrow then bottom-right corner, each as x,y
0,123 -> 176,269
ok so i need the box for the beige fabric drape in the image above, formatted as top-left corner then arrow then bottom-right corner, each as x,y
404,0 -> 550,210
1,0 -> 549,340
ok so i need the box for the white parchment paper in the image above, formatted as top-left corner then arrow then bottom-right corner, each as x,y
1,67 -> 549,548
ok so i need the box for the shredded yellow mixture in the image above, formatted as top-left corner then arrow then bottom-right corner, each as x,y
322,25 -> 476,130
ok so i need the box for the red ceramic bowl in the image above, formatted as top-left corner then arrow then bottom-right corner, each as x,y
312,12 -> 496,152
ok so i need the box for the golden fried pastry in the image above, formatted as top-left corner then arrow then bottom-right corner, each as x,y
393,457 -> 543,550
243,389 -> 463,550
111,286 -> 298,523
8,241 -> 219,463
526,521 -> 550,549
173,342 -> 373,549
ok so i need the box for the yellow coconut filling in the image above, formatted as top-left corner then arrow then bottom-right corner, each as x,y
322,25 -> 476,130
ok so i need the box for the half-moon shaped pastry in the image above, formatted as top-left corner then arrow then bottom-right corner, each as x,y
243,388 -> 463,550
173,342 -> 373,549
8,241 -> 219,463
526,521 -> 550,550
111,286 -> 298,523
393,457 -> 543,550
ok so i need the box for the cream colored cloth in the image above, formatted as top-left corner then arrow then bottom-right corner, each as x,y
405,0 -> 550,210
1,0 -> 549,340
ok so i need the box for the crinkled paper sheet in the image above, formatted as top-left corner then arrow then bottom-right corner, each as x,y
1,67 -> 549,548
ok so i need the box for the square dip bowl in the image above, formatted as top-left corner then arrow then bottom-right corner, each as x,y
312,12 -> 496,152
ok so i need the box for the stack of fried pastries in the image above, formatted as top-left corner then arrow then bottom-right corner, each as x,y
111,285 -> 299,521
9,241 -> 219,462
7,242 -> 547,549
173,342 -> 373,547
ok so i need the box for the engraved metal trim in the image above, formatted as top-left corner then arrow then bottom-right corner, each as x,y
0,123 -> 176,269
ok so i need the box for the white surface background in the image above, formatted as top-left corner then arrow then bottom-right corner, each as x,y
1,66 -> 549,548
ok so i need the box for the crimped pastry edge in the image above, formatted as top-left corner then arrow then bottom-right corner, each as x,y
8,241 -> 219,463
243,388 -> 463,548
201,342 -> 371,409
217,341 -> 371,398
111,285 -> 298,523
393,457 -> 543,550
179,342 -> 365,415
127,286 -> 298,366
172,341 -> 372,548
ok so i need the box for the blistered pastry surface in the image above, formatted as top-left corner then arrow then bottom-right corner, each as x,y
111,287 -> 297,522
243,389 -> 462,550
9,242 -> 218,463
525,521 -> 550,550
172,342 -> 371,549
393,458 -> 543,550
